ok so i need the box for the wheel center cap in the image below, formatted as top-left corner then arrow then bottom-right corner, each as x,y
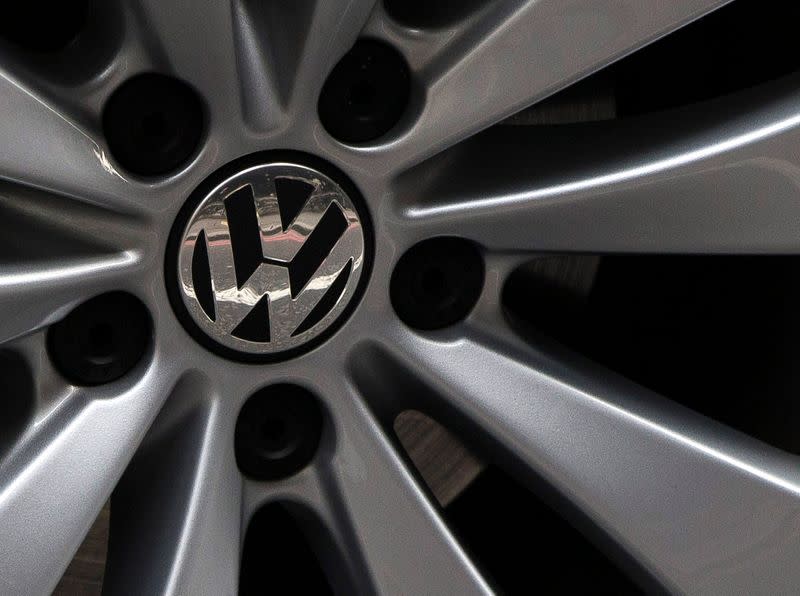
168,157 -> 369,360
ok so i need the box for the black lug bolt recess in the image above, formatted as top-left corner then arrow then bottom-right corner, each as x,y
235,385 -> 324,481
0,0 -> 89,52
318,38 -> 410,143
103,73 -> 204,176
47,292 -> 152,386
391,237 -> 484,330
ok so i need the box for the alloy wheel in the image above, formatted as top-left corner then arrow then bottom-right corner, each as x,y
2,0 -> 799,594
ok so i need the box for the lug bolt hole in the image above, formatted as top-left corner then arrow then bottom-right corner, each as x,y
0,0 -> 89,53
419,266 -> 449,300
260,417 -> 290,450
86,322 -> 116,364
139,111 -> 175,145
103,73 -> 204,176
391,237 -> 484,330
235,385 -> 323,481
319,39 -> 410,143
348,80 -> 377,112
47,292 -> 152,386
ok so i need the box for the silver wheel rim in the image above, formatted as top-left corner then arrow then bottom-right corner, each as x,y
3,0 -> 799,593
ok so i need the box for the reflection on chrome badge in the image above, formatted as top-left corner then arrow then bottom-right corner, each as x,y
176,162 -> 366,356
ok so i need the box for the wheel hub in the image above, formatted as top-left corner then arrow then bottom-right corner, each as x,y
167,155 -> 371,360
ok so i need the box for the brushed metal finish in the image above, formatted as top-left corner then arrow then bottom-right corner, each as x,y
9,0 -> 800,594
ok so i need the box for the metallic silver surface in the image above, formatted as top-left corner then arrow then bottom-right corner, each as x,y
177,162 -> 365,355
8,0 -> 800,594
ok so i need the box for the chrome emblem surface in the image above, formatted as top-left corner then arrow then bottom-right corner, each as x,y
176,162 -> 366,356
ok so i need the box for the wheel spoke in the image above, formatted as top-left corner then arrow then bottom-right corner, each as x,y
398,82 -> 800,253
0,177 -> 144,248
290,0 -> 377,110
135,0 -> 241,123
103,375 -> 242,596
380,327 -> 800,593
235,0 -> 376,133
0,251 -> 141,345
0,356 -> 180,595
0,70 -> 148,214
378,0 -> 728,172
0,170 -> 146,345
318,379 -> 491,594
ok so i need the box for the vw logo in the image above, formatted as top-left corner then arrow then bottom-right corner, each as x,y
172,161 -> 367,358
